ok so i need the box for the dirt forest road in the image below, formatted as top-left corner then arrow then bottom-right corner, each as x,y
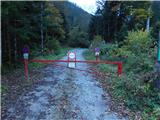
4,49 -> 127,120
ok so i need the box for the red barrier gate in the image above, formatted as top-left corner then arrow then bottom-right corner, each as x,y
24,58 -> 123,79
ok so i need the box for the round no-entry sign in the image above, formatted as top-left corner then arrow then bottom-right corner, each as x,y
69,52 -> 76,59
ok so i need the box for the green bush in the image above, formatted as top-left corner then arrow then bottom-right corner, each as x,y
112,30 -> 155,73
108,73 -> 160,119
100,43 -> 117,55
124,30 -> 152,55
89,35 -> 104,49
106,30 -> 159,119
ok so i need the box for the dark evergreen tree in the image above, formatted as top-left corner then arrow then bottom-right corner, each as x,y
88,1 -> 151,43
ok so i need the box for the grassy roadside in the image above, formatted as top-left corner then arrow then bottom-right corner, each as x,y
83,49 -> 117,74
2,47 -> 72,74
29,47 -> 71,69
83,49 -> 160,120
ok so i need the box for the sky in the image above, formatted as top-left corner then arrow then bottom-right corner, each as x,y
68,0 -> 97,14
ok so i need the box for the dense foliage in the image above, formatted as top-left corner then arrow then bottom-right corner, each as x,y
85,30 -> 159,119
54,1 -> 91,32
1,1 -> 91,69
87,1 -> 160,119
54,1 -> 91,47
107,31 -> 159,119
88,1 -> 160,43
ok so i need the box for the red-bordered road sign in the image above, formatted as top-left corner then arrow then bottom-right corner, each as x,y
68,52 -> 76,68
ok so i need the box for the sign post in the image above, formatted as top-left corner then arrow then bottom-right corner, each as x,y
118,62 -> 122,76
68,52 -> 76,68
24,59 -> 29,79
95,47 -> 100,61
23,45 -> 29,80
23,53 -> 29,80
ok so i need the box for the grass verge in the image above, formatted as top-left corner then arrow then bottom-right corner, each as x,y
29,47 -> 71,69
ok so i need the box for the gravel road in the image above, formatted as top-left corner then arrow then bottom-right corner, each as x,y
4,49 -> 127,120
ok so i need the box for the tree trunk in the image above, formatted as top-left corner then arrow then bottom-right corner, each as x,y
8,30 -> 11,65
14,21 -> 17,63
154,31 -> 160,90
115,16 -> 117,38
14,38 -> 17,61
146,17 -> 150,32
41,2 -> 44,53
158,31 -> 160,62
6,20 -> 11,65
107,21 -> 110,41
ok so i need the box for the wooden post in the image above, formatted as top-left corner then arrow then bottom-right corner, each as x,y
41,2 -> 44,53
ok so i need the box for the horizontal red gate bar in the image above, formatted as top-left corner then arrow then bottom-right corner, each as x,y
30,59 -> 122,65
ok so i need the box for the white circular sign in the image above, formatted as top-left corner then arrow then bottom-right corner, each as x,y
69,52 -> 75,59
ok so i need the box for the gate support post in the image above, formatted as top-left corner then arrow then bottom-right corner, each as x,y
117,62 -> 122,76
24,59 -> 29,79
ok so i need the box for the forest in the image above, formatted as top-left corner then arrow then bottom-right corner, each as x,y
1,1 -> 91,70
1,1 -> 160,120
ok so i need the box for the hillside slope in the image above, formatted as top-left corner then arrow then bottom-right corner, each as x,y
54,1 -> 91,32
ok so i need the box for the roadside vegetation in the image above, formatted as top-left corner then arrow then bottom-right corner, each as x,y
85,1 -> 160,119
84,31 -> 160,119
28,47 -> 71,69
